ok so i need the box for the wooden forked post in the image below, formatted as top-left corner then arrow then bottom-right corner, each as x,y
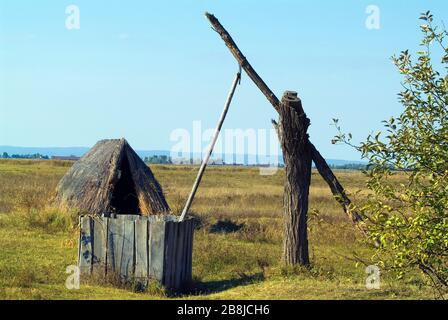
205,12 -> 363,229
205,12 -> 366,265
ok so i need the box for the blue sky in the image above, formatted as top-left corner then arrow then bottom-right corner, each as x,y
1,0 -> 447,160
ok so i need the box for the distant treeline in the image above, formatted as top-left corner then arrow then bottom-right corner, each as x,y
327,163 -> 367,170
0,152 -> 368,170
1,152 -> 49,160
144,155 -> 172,164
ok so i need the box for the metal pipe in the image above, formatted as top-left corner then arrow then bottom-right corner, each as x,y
179,71 -> 241,221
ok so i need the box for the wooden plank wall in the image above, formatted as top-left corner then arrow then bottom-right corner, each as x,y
135,219 -> 148,282
92,217 -> 107,276
107,218 -> 123,275
149,220 -> 165,281
78,215 -> 193,290
162,219 -> 194,289
79,217 -> 93,275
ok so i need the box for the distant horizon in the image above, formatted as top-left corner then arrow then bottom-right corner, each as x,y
0,144 -> 367,164
2,1 -> 447,162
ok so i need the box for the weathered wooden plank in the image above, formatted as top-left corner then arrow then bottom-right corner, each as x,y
117,214 -> 141,221
181,220 -> 188,285
189,220 -> 194,282
182,221 -> 189,285
162,221 -> 172,288
171,222 -> 179,288
180,221 -> 187,286
135,219 -> 148,281
149,220 -> 165,282
163,221 -> 177,289
79,216 -> 93,275
174,222 -> 185,289
107,218 -> 124,275
92,217 -> 108,276
121,219 -> 135,279
185,220 -> 194,282
185,221 -> 192,285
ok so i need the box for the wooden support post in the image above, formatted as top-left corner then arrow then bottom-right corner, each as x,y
205,12 -> 364,231
205,12 -> 368,266
179,71 -> 241,222
277,91 -> 312,266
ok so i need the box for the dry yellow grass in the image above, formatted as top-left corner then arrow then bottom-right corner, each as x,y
0,159 -> 435,299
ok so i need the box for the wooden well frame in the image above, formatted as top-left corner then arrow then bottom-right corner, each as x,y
78,214 -> 194,290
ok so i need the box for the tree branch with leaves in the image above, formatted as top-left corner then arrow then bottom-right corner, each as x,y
333,11 -> 448,295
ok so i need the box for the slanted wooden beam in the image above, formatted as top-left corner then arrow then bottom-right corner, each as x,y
309,143 -> 366,234
206,12 -> 364,230
179,71 -> 241,222
206,12 -> 280,112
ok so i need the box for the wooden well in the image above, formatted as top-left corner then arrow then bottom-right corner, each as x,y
78,214 -> 194,290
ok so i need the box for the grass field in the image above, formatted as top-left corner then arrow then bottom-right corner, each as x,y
0,159 -> 436,300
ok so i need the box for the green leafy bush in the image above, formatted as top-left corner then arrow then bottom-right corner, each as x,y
333,12 -> 448,294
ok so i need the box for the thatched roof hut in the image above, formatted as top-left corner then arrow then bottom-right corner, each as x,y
54,138 -> 170,215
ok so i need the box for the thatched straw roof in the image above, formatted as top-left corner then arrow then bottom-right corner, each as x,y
54,138 -> 170,215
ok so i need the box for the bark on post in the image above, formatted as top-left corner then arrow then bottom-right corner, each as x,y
205,12 -> 364,231
205,12 -> 368,265
277,91 -> 312,266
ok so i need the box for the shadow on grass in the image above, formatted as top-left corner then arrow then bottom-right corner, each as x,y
172,272 -> 265,297
209,219 -> 244,234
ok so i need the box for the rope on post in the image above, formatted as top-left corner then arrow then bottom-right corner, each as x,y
179,71 -> 241,222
